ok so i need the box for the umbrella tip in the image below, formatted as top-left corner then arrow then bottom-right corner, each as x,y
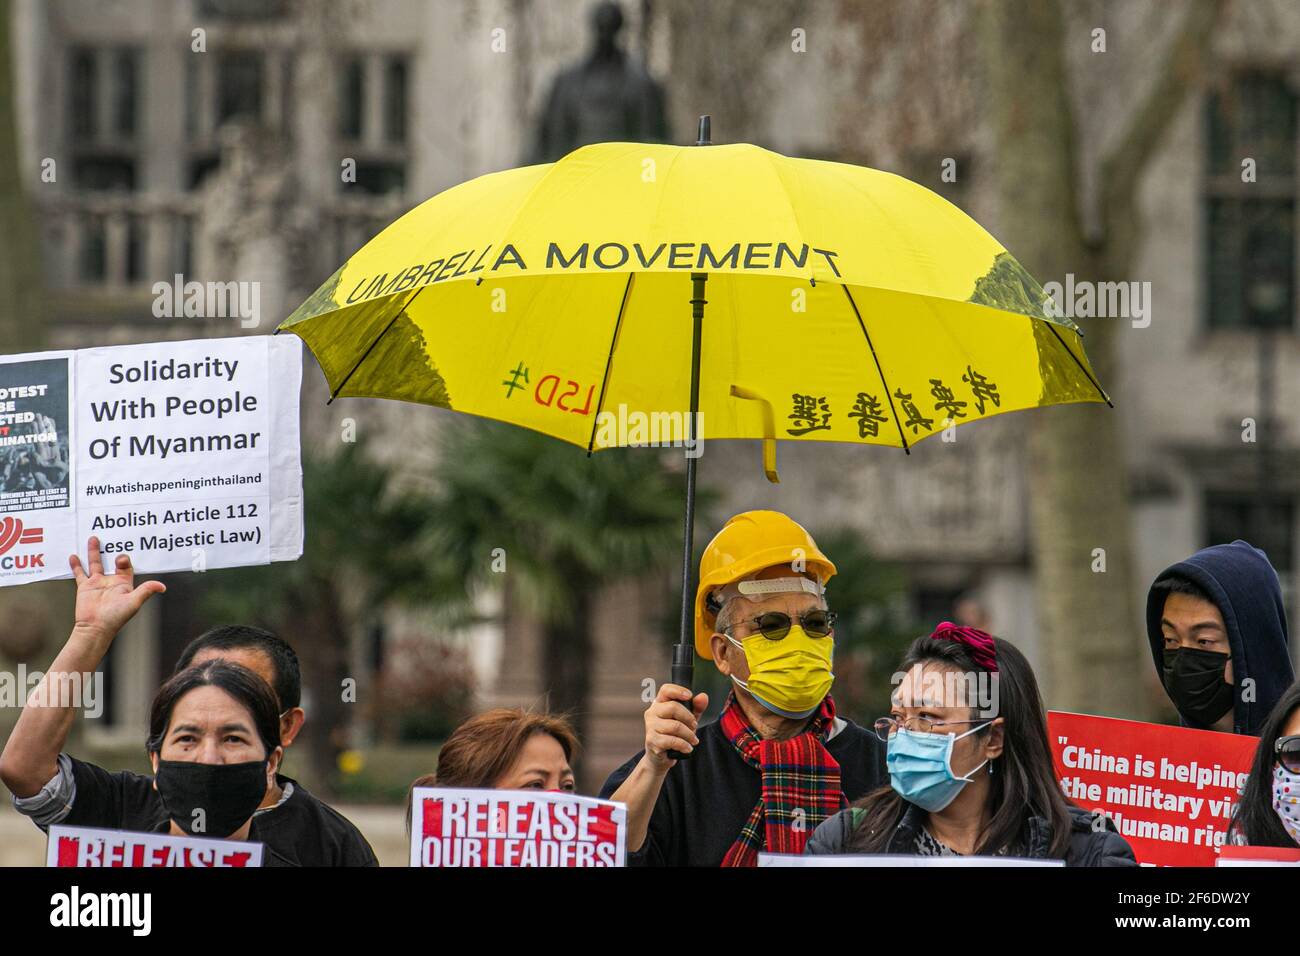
696,115 -> 711,146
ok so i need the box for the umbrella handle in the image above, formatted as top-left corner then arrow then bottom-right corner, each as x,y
667,643 -> 696,762
729,385 -> 780,483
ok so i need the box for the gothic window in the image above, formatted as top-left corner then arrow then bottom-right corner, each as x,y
67,45 -> 141,191
1204,73 -> 1297,330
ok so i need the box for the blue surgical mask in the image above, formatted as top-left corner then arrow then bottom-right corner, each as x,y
886,724 -> 991,812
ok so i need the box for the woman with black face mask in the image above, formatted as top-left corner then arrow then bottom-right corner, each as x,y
146,661 -> 283,842
4,642 -> 280,846
11,656 -> 285,849
0,537 -> 377,865
1227,681 -> 1300,849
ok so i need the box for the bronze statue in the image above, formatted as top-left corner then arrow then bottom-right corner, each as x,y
531,1 -> 668,163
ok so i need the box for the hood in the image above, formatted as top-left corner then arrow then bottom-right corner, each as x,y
1145,540 -> 1293,736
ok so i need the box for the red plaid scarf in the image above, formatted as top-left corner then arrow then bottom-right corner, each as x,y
719,692 -> 846,867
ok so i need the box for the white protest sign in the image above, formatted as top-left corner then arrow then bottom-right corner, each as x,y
410,787 -> 627,867
1216,845 -> 1300,866
47,824 -> 264,867
758,853 -> 1064,867
1216,858 -> 1300,867
0,335 -> 301,584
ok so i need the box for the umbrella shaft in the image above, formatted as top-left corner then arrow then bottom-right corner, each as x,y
677,272 -> 707,654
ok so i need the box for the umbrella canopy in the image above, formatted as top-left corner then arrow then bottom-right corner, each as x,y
280,139 -> 1106,463
279,128 -> 1110,701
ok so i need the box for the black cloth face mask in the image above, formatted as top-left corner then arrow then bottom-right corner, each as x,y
154,759 -> 268,838
1162,646 -> 1234,728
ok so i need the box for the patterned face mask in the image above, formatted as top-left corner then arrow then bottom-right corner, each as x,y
1273,762 -> 1300,845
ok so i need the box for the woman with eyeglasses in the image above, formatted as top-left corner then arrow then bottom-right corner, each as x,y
1226,680 -> 1300,848
805,622 -> 1137,865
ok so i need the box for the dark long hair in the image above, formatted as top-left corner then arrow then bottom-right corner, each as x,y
146,660 -> 282,758
847,634 -> 1074,858
1227,680 -> 1300,848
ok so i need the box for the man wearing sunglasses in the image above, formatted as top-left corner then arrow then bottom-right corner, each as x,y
599,510 -> 888,866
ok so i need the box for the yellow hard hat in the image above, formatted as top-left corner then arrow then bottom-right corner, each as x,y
694,510 -> 837,660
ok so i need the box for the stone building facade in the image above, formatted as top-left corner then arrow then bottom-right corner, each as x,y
9,0 -> 1300,787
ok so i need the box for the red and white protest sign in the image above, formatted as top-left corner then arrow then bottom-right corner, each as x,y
409,788 -> 626,867
1216,845 -> 1300,866
47,825 -> 263,867
758,853 -> 1063,867
1048,711 -> 1257,866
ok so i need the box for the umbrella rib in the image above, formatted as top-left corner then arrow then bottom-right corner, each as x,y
586,273 -> 636,456
842,285 -> 911,454
327,286 -> 426,404
1045,322 -> 1114,408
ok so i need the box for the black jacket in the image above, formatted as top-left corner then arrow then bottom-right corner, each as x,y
805,801 -> 1137,866
62,757 -> 378,867
1145,540 -> 1293,736
599,714 -> 887,866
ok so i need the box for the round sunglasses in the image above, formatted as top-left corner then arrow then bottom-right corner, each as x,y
726,608 -> 836,640
1275,734 -> 1300,774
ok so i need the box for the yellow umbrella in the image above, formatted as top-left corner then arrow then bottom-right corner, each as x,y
279,116 -> 1108,693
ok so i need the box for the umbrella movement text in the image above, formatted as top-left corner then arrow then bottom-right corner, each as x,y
343,241 -> 844,305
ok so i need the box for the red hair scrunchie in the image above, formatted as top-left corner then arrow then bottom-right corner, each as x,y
930,621 -> 998,673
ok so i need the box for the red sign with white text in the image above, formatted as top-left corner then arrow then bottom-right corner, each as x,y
1048,711 -> 1257,866
47,824 -> 263,867
409,788 -> 626,867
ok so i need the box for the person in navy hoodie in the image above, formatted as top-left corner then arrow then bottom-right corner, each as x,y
1146,540 -> 1294,736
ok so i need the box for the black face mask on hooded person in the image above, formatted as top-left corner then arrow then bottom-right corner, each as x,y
1162,646 -> 1234,728
154,759 -> 269,837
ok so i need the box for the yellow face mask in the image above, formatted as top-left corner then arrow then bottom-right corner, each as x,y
726,625 -> 835,719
